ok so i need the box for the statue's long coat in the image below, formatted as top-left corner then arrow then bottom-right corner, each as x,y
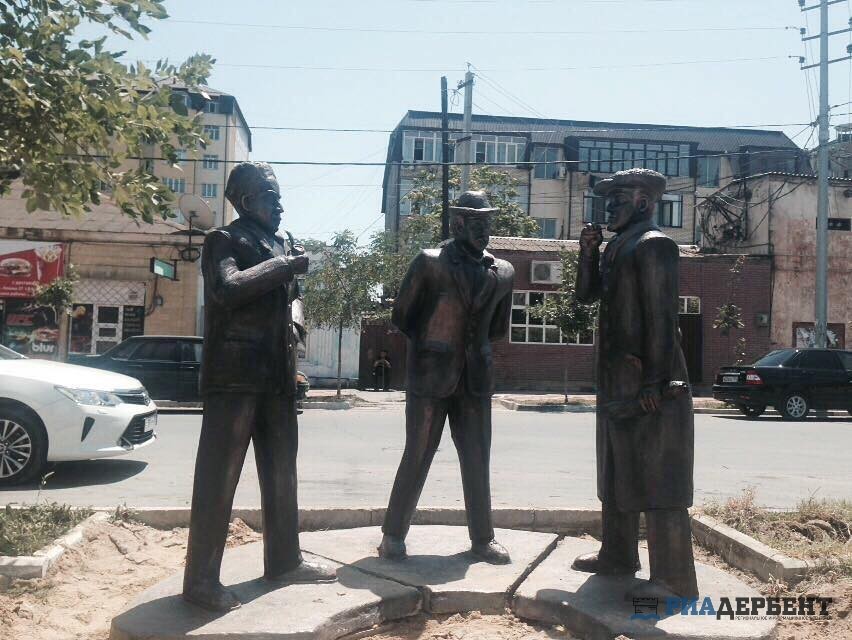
577,220 -> 694,512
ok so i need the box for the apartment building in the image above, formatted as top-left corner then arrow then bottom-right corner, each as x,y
153,80 -> 252,227
382,111 -> 807,245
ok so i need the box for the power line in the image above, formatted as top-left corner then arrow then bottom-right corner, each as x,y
168,18 -> 796,36
201,55 -> 789,73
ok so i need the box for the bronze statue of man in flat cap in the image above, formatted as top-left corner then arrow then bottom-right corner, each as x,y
183,162 -> 335,612
378,191 -> 515,564
573,168 -> 698,600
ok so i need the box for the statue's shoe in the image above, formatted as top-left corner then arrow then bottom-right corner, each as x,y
377,534 -> 407,560
265,560 -> 337,584
571,551 -> 640,575
471,539 -> 511,565
626,578 -> 698,602
182,582 -> 241,612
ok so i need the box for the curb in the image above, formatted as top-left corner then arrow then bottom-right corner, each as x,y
91,506 -> 603,537
691,513 -> 810,585
496,399 -> 595,412
0,512 -> 109,579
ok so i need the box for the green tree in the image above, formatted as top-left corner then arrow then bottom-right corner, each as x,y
713,255 -> 747,363
0,0 -> 214,221
302,231 -> 380,397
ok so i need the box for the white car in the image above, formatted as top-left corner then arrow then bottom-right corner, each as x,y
0,344 -> 157,485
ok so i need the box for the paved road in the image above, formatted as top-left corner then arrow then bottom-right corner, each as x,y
4,408 -> 851,510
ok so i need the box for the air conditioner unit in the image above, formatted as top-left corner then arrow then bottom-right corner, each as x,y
530,261 -> 563,284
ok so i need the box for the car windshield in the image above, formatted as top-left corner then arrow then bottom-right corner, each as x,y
753,350 -> 794,367
0,344 -> 26,360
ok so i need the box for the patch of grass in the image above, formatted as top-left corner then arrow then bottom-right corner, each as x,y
0,503 -> 93,556
703,490 -> 852,579
109,503 -> 138,524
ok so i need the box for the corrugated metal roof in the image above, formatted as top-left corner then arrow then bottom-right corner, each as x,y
397,111 -> 799,153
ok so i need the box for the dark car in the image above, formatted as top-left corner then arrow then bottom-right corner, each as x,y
69,335 -> 310,402
713,348 -> 852,420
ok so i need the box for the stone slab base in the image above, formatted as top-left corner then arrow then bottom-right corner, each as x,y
111,526 -> 776,640
512,536 -> 776,640
300,525 -> 558,614
110,549 -> 420,640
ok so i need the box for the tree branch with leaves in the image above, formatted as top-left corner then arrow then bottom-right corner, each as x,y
0,0 -> 214,222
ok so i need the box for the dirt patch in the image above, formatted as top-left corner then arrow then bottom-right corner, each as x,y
0,517 -> 260,640
356,611 -> 573,640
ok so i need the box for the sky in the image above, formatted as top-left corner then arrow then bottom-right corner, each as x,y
95,0 -> 852,241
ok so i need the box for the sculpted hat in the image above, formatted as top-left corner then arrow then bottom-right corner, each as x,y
225,162 -> 279,209
450,190 -> 498,217
592,168 -> 666,201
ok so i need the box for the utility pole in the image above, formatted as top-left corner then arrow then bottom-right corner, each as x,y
458,70 -> 474,192
800,0 -> 852,347
441,76 -> 450,240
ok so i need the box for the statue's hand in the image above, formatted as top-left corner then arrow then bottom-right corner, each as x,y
637,386 -> 662,414
288,254 -> 309,275
580,223 -> 603,252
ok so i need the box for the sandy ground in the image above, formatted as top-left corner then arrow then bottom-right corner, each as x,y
0,518 -> 848,640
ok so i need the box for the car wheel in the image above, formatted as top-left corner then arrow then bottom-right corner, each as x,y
781,393 -> 810,421
738,404 -> 766,419
0,408 -> 47,486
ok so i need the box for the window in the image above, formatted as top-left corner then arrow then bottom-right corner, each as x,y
402,130 -> 452,164
795,350 -> 842,370
130,340 -> 179,362
679,296 -> 701,314
533,147 -> 561,179
162,177 -> 186,194
202,183 -> 218,198
510,291 -> 594,345
165,149 -> 186,166
838,351 -> 852,371
697,155 -> 720,187
181,341 -> 203,363
105,340 -> 139,360
656,194 -> 683,228
142,158 -> 155,174
203,124 -> 220,141
578,140 -> 690,177
206,100 -> 218,113
534,218 -> 558,239
583,193 -> 607,224
202,154 -> 219,169
471,134 -> 526,165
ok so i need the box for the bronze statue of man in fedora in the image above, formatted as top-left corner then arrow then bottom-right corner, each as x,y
574,168 -> 698,600
183,162 -> 335,612
378,191 -> 515,564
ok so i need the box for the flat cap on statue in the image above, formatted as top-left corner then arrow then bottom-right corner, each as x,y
224,161 -> 279,208
592,168 -> 666,201
450,190 -> 498,216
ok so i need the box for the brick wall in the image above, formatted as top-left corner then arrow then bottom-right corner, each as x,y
490,248 -> 773,392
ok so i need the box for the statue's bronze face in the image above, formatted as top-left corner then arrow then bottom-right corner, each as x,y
241,182 -> 283,234
606,187 -> 653,233
454,214 -> 491,254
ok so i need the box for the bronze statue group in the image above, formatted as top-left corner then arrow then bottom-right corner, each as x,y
182,161 -> 698,612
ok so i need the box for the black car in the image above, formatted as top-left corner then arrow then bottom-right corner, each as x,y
713,348 -> 852,420
70,335 -> 310,402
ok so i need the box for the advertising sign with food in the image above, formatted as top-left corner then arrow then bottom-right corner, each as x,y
0,240 -> 65,298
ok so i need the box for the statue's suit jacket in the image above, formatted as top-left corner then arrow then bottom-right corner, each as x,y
577,220 -> 694,512
392,240 -> 514,398
200,217 -> 303,396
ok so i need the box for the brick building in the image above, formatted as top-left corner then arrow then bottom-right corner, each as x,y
487,237 -> 772,392
359,236 -> 773,393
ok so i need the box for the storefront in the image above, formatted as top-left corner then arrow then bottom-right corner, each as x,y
0,240 -> 66,359
68,279 -> 147,355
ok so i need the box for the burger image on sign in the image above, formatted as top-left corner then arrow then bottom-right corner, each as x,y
0,257 -> 32,277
